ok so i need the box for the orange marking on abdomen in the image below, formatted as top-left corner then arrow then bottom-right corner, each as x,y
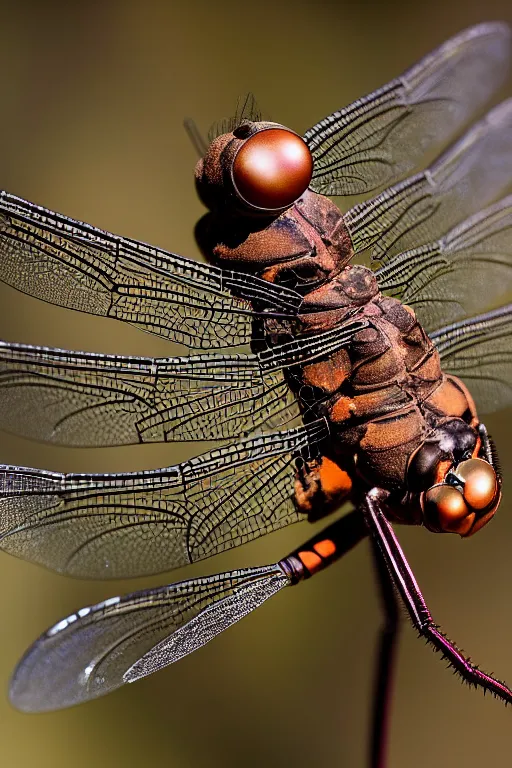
298,550 -> 323,575
313,539 -> 337,558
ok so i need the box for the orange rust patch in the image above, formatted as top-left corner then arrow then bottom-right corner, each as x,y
260,264 -> 282,283
298,550 -> 323,575
330,395 -> 356,422
302,350 -> 351,394
317,456 -> 353,498
313,539 -> 337,558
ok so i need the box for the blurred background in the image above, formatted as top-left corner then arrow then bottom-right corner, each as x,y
0,1 -> 511,766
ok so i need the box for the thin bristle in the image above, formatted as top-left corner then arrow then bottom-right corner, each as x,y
488,435 -> 502,481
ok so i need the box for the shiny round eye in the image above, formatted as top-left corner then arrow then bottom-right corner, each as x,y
232,128 -> 313,210
423,485 -> 472,535
457,458 -> 498,510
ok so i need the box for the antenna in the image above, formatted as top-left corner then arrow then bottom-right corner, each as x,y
184,118 -> 208,158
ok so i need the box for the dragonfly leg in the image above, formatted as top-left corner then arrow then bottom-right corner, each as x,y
362,489 -> 512,710
368,526 -> 400,768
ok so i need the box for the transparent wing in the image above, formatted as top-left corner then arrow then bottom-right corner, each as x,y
375,196 -> 512,332
0,192 -> 302,350
305,22 -> 511,195
431,305 -> 512,414
344,99 -> 512,262
10,563 -> 291,712
0,421 -> 327,579
0,342 -> 300,446
0,318 -> 365,446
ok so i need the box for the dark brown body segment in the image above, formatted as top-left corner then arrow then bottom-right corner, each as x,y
295,293 -> 479,495
196,189 -> 353,291
197,186 -> 479,513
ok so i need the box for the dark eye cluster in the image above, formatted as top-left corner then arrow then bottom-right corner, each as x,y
407,441 -> 446,491
407,420 -> 477,491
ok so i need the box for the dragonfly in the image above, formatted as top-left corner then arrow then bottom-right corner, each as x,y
0,20 -> 511,767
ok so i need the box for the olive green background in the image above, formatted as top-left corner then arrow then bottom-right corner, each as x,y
0,2 -> 511,766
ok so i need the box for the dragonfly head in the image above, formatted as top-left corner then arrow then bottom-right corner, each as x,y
407,420 -> 501,536
195,121 -> 313,216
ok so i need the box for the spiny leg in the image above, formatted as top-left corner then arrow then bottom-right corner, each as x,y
363,489 -> 512,705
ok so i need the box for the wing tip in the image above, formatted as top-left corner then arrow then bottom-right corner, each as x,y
448,20 -> 511,45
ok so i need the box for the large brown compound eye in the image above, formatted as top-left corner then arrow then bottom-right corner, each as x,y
232,128 -> 313,210
422,458 -> 500,537
457,458 -> 498,510
423,485 -> 473,535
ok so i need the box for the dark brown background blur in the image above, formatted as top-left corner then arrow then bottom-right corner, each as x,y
0,1 -> 511,766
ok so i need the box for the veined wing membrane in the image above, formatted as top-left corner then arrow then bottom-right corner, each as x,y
0,192 -> 302,349
305,22 -> 511,195
432,305 -> 512,414
0,421 -> 328,579
0,319 -> 365,446
0,342 -> 300,446
376,196 -> 512,332
345,99 -> 512,262
10,563 -> 291,712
